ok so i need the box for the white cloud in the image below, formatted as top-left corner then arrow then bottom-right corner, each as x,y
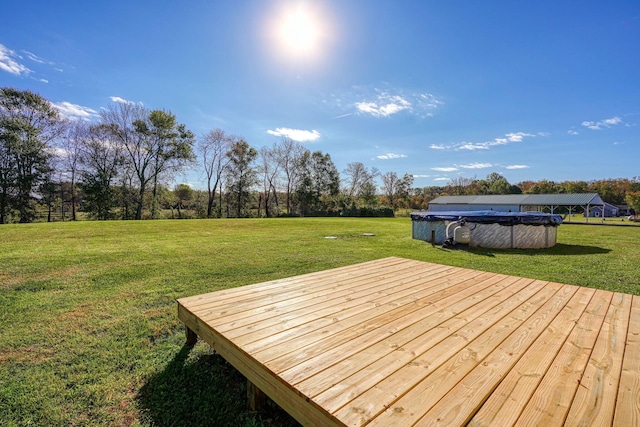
377,153 -> 408,160
457,142 -> 490,151
412,174 -> 430,178
459,162 -> 492,169
353,87 -> 442,118
505,164 -> 529,169
22,50 -> 56,67
431,131 -> 539,151
567,129 -> 579,135
431,167 -> 458,172
581,116 -> 622,130
267,127 -> 321,142
434,177 -> 450,181
52,101 -> 99,121
505,132 -> 534,142
356,95 -> 411,117
0,43 -> 31,76
110,96 -> 134,105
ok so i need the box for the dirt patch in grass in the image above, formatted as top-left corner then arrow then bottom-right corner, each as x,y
2,265 -> 84,290
0,344 -> 57,364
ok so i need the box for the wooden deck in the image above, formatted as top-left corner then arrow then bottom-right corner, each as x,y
177,257 -> 640,426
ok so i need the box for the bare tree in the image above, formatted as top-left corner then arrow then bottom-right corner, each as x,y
198,129 -> 232,218
258,145 -> 280,217
272,137 -> 306,214
381,171 -> 400,210
343,162 -> 379,206
446,176 -> 475,195
100,102 -> 148,219
381,172 -> 413,211
57,121 -> 86,220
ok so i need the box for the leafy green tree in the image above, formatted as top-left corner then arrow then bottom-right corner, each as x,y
359,181 -> 379,207
398,173 -> 414,206
560,180 -> 589,194
173,183 -> 194,218
79,124 -> 122,220
101,103 -> 195,219
296,151 -> 340,216
626,191 -> 640,216
0,88 -> 61,223
144,110 -> 195,218
525,179 -> 558,194
226,139 -> 258,218
486,172 -> 511,194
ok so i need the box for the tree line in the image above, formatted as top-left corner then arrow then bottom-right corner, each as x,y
1,87 -> 639,223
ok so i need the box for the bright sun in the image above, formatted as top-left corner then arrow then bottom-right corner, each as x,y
270,4 -> 328,61
279,9 -> 319,54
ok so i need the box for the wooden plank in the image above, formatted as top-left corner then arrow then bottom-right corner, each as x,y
335,280 -> 563,426
276,271 -> 515,387
185,325 -> 198,346
416,285 -> 595,426
178,257 -> 408,311
216,262 -> 455,339
186,257 -> 418,318
512,289 -> 613,426
241,268 -> 490,357
304,276 -> 541,410
613,295 -> 640,426
364,282 -> 576,427
470,288 -> 612,426
564,292 -> 631,426
247,380 -> 266,411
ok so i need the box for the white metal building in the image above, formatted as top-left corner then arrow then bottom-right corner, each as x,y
428,193 -> 605,218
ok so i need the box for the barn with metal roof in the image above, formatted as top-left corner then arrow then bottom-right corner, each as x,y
428,193 -> 605,218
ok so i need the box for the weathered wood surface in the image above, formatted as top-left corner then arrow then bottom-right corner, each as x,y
177,257 -> 640,426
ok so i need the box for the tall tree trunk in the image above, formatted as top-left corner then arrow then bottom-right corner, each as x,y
71,173 -> 77,221
207,186 -> 214,218
151,174 -> 158,219
136,183 -> 145,220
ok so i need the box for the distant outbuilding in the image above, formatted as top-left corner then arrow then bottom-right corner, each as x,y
428,193 -> 605,220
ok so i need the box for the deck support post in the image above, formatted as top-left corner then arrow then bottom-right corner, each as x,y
247,379 -> 266,411
185,325 -> 197,346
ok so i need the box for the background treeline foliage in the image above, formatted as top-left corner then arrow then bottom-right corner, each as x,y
1,87 -> 639,223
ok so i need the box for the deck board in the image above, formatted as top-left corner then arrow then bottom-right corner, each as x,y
177,257 -> 640,426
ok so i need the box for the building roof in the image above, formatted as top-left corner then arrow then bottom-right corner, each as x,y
429,193 -> 605,206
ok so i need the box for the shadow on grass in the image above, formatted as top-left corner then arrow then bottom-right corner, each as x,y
137,344 -> 300,427
541,243 -> 612,255
439,243 -> 611,257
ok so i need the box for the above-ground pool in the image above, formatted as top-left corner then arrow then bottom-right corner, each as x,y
411,210 -> 563,249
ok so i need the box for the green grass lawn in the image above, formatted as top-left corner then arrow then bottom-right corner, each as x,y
1,218 -> 639,426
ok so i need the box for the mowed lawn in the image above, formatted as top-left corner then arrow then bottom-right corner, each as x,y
1,218 -> 639,426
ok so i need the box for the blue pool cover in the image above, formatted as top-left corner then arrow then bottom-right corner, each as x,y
410,210 -> 563,226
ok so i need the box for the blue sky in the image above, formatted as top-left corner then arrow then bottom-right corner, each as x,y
1,0 -> 639,189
